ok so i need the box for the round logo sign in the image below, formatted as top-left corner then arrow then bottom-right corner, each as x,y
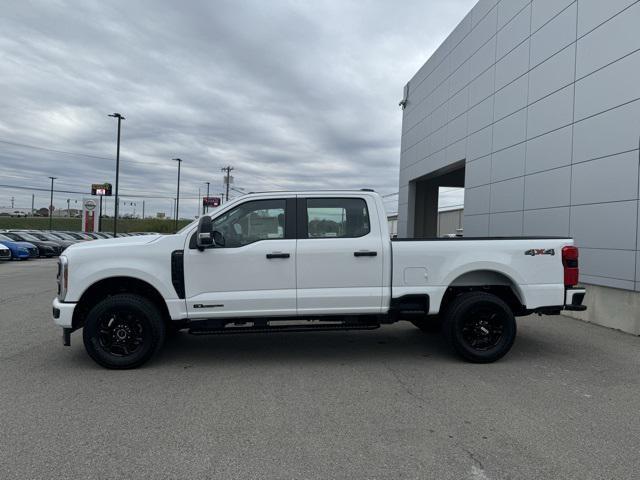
84,199 -> 97,211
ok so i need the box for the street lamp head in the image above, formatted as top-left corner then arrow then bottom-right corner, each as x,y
172,158 -> 182,162
108,113 -> 125,120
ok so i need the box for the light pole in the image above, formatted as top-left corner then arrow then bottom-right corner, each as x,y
48,176 -> 57,230
108,113 -> 125,236
197,187 -> 201,218
205,181 -> 210,214
173,158 -> 182,232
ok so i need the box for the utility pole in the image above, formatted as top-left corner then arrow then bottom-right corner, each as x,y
48,176 -> 57,230
142,200 -> 145,219
221,166 -> 234,203
98,196 -> 103,231
173,158 -> 182,232
108,112 -> 125,236
197,187 -> 201,218
10,197 -> 14,209
31,194 -> 34,216
67,198 -> 70,217
205,181 -> 210,214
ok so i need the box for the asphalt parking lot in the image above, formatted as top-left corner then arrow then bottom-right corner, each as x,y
1,260 -> 639,479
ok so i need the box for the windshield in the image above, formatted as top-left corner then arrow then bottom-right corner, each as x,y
51,232 -> 73,240
0,234 -> 14,242
10,232 -> 40,242
29,232 -> 49,241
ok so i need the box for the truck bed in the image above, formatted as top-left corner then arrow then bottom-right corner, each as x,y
390,236 -> 573,313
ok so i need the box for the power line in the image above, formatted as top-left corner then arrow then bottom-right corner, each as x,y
0,139 -> 113,161
0,183 -> 203,200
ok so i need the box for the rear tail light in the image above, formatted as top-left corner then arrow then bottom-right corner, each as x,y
562,246 -> 579,287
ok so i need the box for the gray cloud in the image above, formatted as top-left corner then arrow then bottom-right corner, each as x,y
0,0 -> 473,216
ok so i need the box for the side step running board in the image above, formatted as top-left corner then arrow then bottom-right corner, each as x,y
189,322 -> 380,336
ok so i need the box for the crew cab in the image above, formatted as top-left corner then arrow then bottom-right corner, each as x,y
52,190 -> 586,369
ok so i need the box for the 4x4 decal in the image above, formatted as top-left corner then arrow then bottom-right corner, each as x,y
525,248 -> 555,256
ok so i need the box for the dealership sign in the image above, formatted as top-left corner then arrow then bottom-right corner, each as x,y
203,197 -> 221,208
82,198 -> 99,232
91,183 -> 113,196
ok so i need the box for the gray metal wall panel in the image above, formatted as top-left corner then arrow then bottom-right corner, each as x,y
531,0 -> 575,32
491,143 -> 526,182
528,44 -> 575,104
463,213 -> 490,236
490,177 -> 525,213
577,0 -> 637,37
524,166 -> 571,209
398,0 -> 640,290
530,2 -> 577,66
523,207 -> 570,236
489,211 -> 524,235
525,125 -> 573,174
571,151 -> 639,205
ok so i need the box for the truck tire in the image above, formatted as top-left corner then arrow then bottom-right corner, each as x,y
442,292 -> 516,363
82,294 -> 166,369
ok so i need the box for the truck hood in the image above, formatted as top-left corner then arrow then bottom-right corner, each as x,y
64,234 -> 162,253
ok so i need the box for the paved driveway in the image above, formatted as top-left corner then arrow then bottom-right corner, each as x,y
1,259 -> 639,479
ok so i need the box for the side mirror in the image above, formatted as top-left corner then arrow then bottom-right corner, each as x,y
196,216 -> 214,251
212,230 -> 225,247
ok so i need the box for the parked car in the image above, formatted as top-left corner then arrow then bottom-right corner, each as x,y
61,231 -> 92,241
73,232 -> 98,241
81,232 -> 102,240
91,232 -> 110,239
3,231 -> 59,257
52,190 -> 586,369
48,231 -> 85,243
0,243 -> 11,260
0,234 -> 37,259
27,231 -> 75,251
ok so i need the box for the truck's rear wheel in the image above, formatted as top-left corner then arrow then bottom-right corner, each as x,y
82,294 -> 165,369
442,292 -> 516,363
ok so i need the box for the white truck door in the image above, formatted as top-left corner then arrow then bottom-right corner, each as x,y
183,197 -> 297,318
296,196 -> 384,315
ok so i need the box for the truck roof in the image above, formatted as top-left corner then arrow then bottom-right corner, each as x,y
242,189 -> 378,196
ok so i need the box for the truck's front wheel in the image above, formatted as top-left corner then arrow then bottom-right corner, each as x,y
442,292 -> 516,363
82,294 -> 166,369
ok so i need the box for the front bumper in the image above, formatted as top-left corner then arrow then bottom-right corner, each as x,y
52,297 -> 76,328
564,288 -> 586,311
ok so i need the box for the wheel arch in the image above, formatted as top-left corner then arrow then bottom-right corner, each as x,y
439,269 -> 527,316
72,276 -> 171,330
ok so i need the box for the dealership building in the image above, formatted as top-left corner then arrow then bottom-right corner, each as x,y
397,0 -> 640,334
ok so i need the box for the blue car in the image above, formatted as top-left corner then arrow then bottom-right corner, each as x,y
0,233 -> 37,260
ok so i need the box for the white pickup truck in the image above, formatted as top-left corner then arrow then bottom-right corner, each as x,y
52,190 -> 586,369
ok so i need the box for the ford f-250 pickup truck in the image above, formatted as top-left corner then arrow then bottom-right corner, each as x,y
52,190 -> 586,369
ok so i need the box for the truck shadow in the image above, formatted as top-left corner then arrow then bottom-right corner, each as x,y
155,321 -> 568,367
156,323 -> 455,366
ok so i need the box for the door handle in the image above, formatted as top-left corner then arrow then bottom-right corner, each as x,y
354,251 -> 377,257
266,252 -> 290,259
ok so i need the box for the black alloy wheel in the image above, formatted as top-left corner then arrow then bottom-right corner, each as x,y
443,292 -> 516,363
83,294 -> 165,369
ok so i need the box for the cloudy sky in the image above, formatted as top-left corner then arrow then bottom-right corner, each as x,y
0,0 -> 473,218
